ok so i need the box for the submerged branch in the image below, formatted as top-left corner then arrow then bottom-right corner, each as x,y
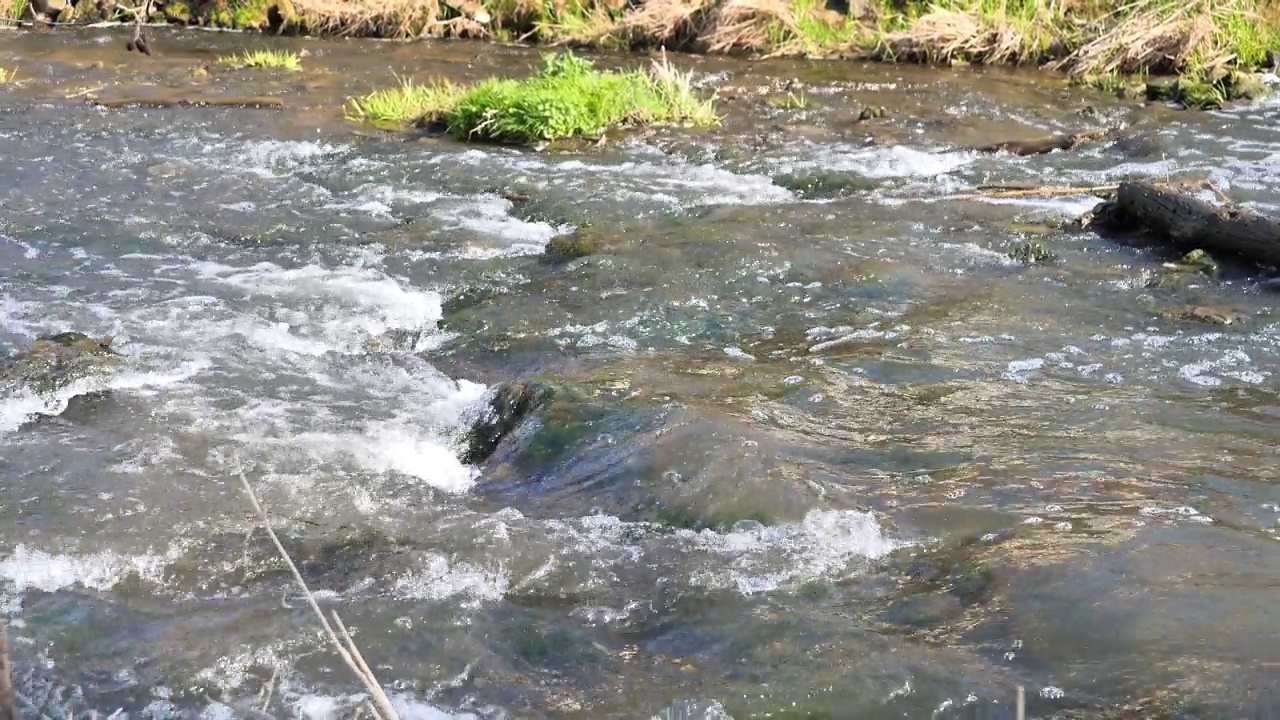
941,184 -> 1122,201
92,96 -> 285,108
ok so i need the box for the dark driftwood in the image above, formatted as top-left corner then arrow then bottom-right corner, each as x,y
970,128 -> 1114,156
92,96 -> 284,109
1091,181 -> 1280,268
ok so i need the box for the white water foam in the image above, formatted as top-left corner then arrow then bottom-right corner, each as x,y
770,143 -> 976,180
0,543 -> 185,614
352,508 -> 899,610
429,149 -> 796,207
191,260 -> 443,354
0,358 -> 210,434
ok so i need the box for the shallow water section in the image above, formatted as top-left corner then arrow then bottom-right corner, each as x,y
0,28 -> 1279,720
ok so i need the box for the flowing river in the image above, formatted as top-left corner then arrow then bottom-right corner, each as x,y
0,28 -> 1278,720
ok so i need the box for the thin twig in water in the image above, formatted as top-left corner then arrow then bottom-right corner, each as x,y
258,666 -> 278,714
941,184 -> 1122,201
237,463 -> 401,720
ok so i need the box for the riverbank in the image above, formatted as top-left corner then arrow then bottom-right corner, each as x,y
5,0 -> 1280,105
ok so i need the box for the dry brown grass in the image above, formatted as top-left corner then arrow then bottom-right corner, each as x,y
703,0 -> 800,52
290,0 -> 484,37
1047,0 -> 1228,75
873,7 -> 1064,65
874,9 -> 983,62
613,0 -> 716,47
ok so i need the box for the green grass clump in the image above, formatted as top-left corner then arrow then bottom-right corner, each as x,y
216,49 -> 302,71
344,76 -> 464,126
346,51 -> 719,144
447,51 -> 717,143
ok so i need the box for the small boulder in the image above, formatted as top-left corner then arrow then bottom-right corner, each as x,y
2,332 -> 121,394
542,231 -> 596,263
463,381 -> 554,464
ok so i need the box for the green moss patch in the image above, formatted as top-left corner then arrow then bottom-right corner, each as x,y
346,50 -> 719,144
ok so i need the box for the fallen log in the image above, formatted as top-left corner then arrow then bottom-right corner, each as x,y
969,127 -> 1116,156
1086,180 -> 1280,269
92,96 -> 284,109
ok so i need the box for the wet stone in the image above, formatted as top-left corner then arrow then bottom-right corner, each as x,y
542,230 -> 597,263
1,332 -> 122,395
463,380 -> 555,464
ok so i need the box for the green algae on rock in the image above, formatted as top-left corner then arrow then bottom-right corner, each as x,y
347,50 -> 719,143
1,332 -> 122,395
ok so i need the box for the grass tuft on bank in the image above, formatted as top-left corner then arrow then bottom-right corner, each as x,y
346,50 -> 719,143
344,76 -> 464,125
217,48 -> 303,70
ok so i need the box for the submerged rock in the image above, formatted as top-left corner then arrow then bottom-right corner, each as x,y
1,332 -> 122,394
463,381 -> 555,464
1162,304 -> 1242,326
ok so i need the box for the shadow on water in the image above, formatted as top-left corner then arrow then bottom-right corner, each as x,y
0,27 -> 1278,720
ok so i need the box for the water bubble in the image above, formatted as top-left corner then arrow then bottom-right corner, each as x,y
782,375 -> 805,385
944,489 -> 966,500
1045,504 -> 1064,513
1040,687 -> 1066,700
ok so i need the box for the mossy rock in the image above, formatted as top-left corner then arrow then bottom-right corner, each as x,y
200,0 -> 274,28
1006,240 -> 1056,264
1176,78 -> 1225,110
1144,77 -> 1179,102
1226,71 -> 1269,101
651,503 -> 774,533
773,171 -> 878,200
1176,248 -> 1220,277
857,105 -> 888,121
502,622 -> 606,668
542,231 -> 597,263
1,332 -> 122,394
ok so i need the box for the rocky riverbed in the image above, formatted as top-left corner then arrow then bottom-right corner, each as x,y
0,29 -> 1278,720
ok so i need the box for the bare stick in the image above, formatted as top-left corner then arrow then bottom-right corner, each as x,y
237,464 -> 400,720
258,667 -> 278,715
1016,685 -> 1025,720
942,184 -> 1121,201
331,612 -> 398,718
0,622 -> 16,720
92,96 -> 285,109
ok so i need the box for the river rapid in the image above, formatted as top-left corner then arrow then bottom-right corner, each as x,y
0,28 -> 1278,720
